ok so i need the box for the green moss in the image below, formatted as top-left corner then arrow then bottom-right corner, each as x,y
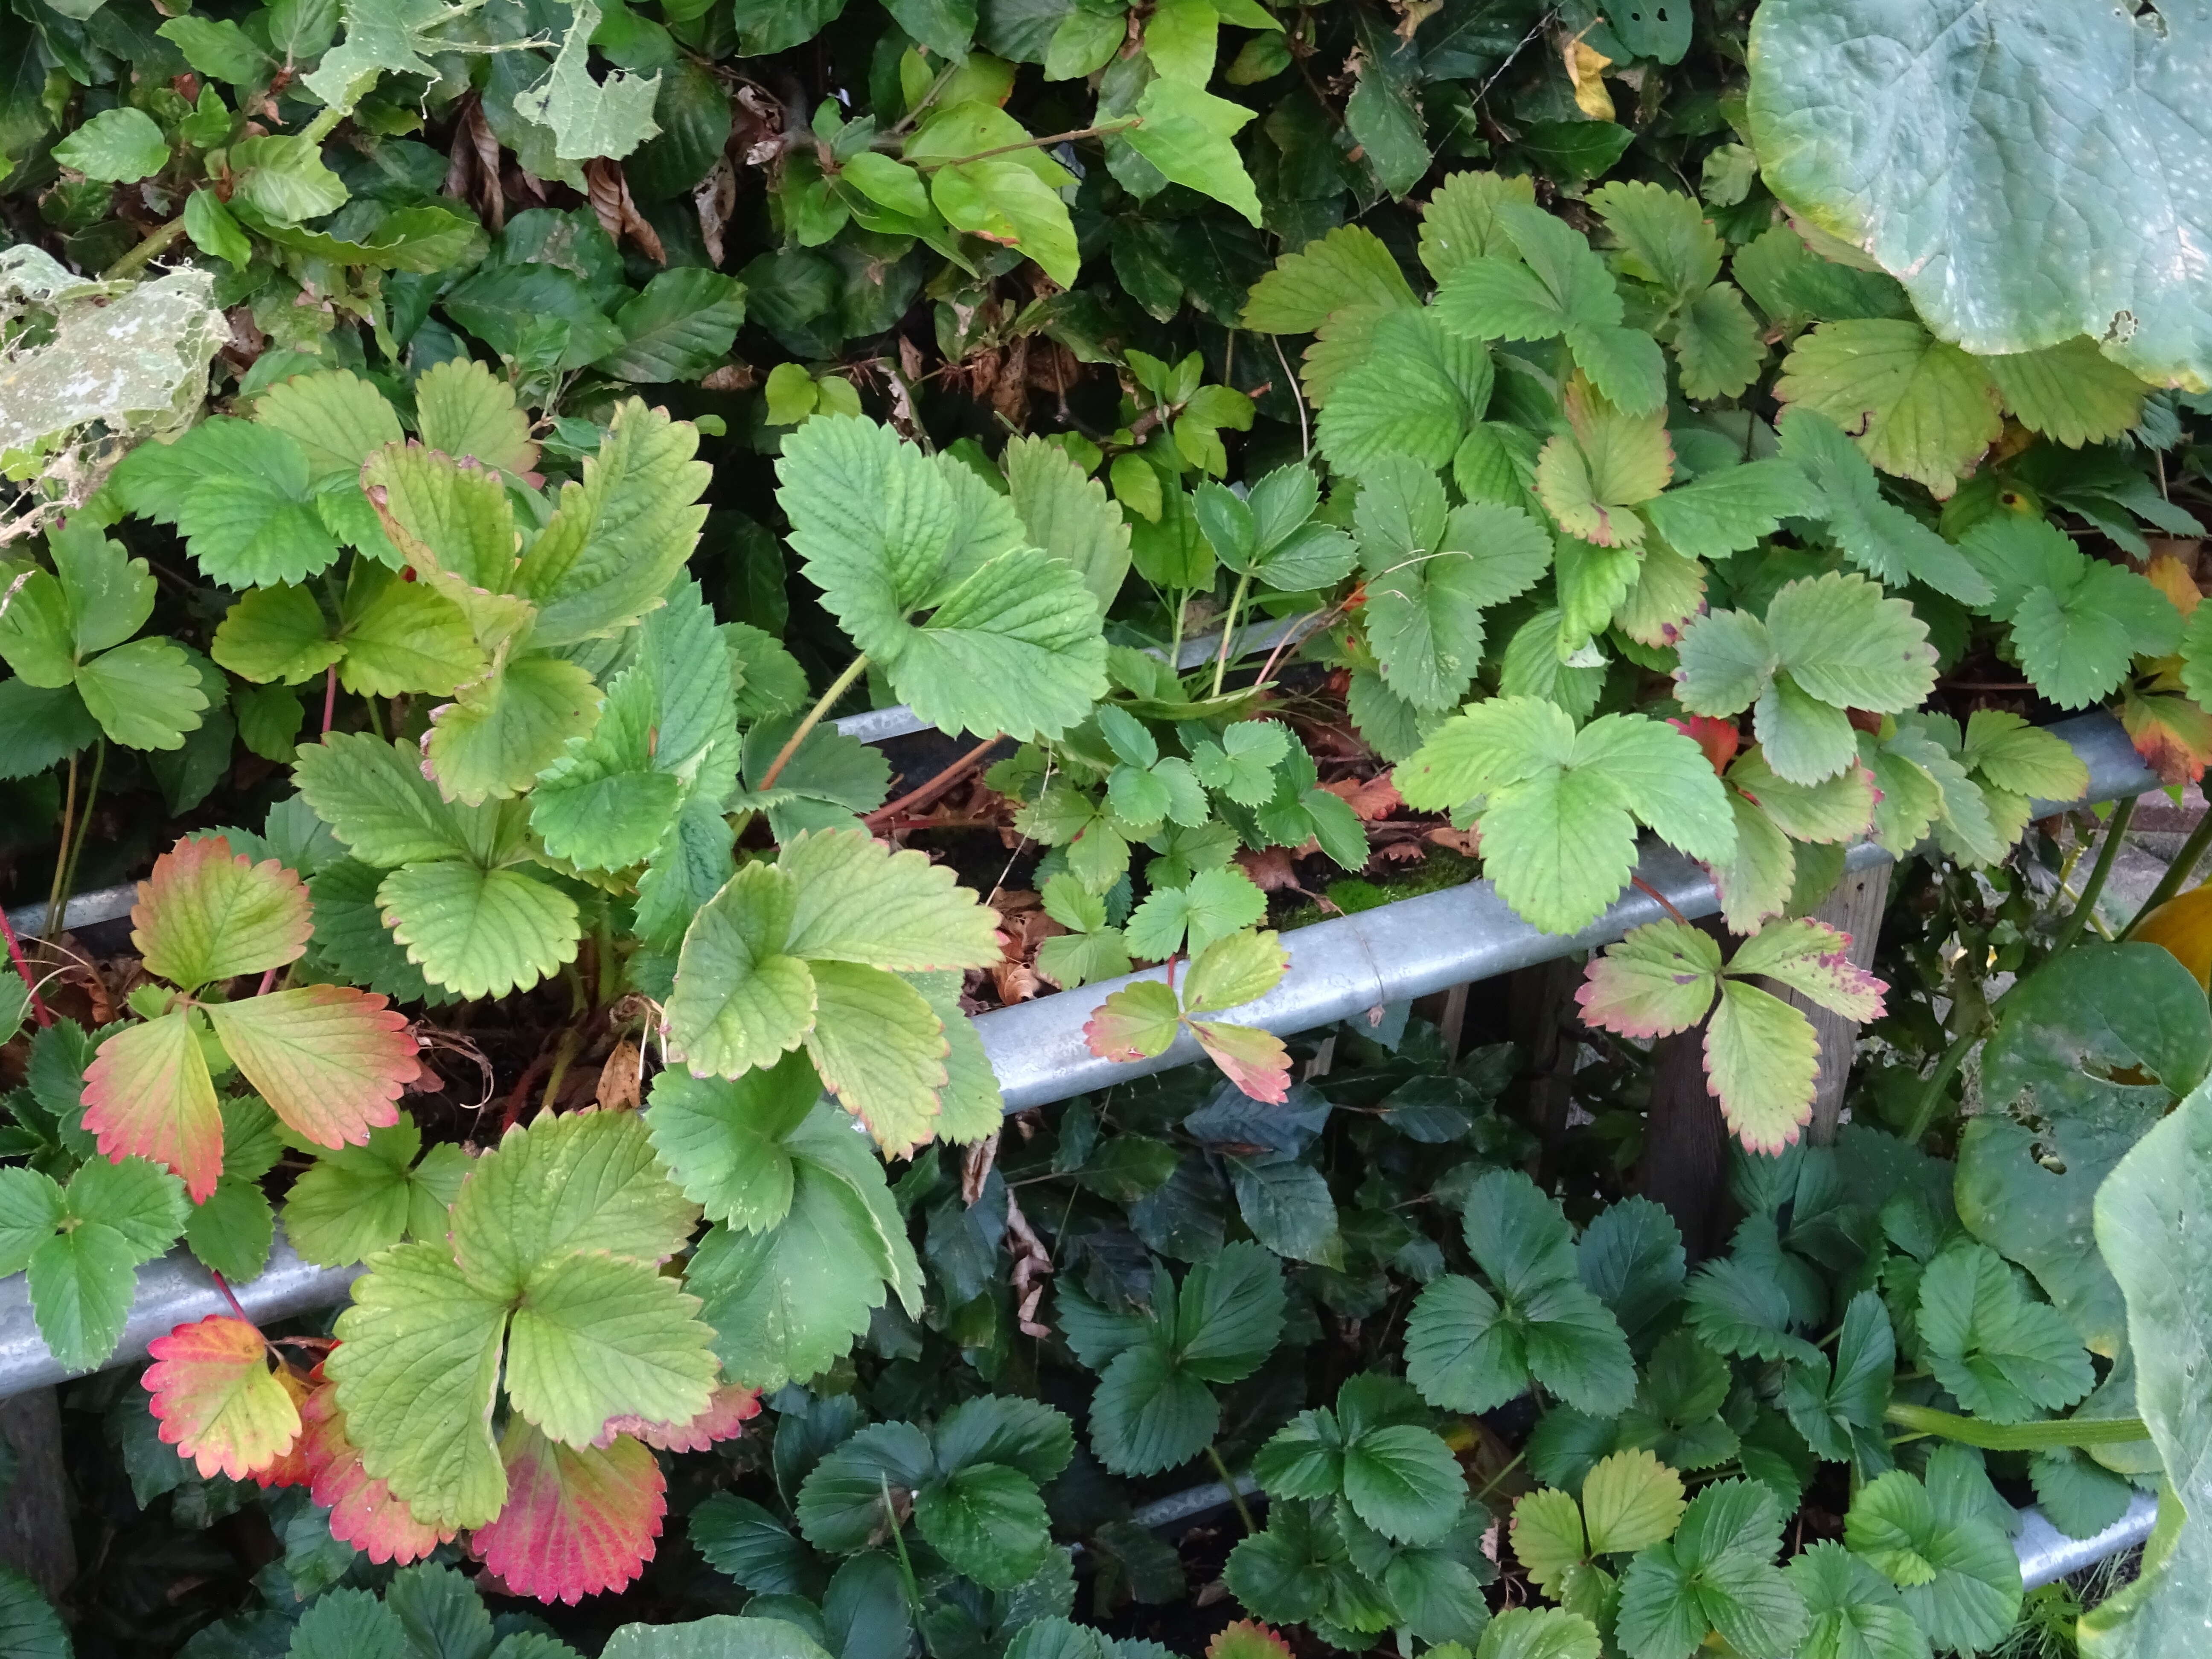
1272,847 -> 1484,933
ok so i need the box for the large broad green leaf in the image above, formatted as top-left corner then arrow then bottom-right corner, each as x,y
1748,0 -> 2212,390
2080,1072 -> 2212,1656
1771,319 -> 2002,497
1123,80 -> 1261,226
1843,1449 -> 2019,1654
1615,1479 -> 1807,1659
1965,942 -> 2212,1356
1915,1242 -> 2092,1424
512,0 -> 662,160
645,1051 -> 821,1231
595,269 -> 747,383
504,1249 -> 718,1446
1004,436 -> 1130,615
292,733 -> 482,867
377,861 -> 582,999
1315,309 -> 1494,475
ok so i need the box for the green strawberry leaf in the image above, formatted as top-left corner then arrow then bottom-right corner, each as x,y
1315,308 -> 1494,475
1916,1242 -> 2093,1424
1615,1479 -> 1808,1659
283,1115 -> 470,1268
378,862 -> 582,1000
1773,319 -> 2003,498
1843,1449 -> 2020,1654
503,1249 -> 719,1447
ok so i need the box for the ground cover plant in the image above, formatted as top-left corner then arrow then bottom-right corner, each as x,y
3,0 -> 2212,1651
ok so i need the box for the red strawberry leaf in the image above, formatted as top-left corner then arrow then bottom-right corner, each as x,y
143,1315 -> 303,1480
133,836 -> 314,993
471,1420 -> 665,1604
597,1383 -> 762,1454
82,1008 -> 224,1202
300,1374 -> 451,1565
202,985 -> 419,1150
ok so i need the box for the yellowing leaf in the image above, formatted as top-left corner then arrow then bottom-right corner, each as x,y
2132,884 -> 2212,989
300,1376 -> 453,1564
1564,36 -> 1614,120
201,984 -> 419,1151
133,835 -> 313,992
81,1009 -> 223,1202
143,1315 -> 302,1480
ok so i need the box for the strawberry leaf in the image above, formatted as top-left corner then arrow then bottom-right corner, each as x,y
1578,921 -> 1723,1039
133,836 -> 314,992
1704,981 -> 1820,1155
1083,981 -> 1182,1063
285,1117 -> 470,1269
599,1382 -> 763,1453
81,1007 -> 224,1201
504,1250 -> 719,1447
143,1314 -> 303,1479
472,1421 -> 667,1604
1726,918 -> 1886,1022
300,1377 -> 453,1564
645,1050 -> 821,1231
201,984 -> 417,1151
328,1242 -> 511,1531
378,862 -> 582,1000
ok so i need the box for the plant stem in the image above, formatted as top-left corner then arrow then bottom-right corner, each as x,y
1903,1024 -> 1981,1147
758,654 -> 870,791
538,1027 -> 582,1118
322,664 -> 340,734
44,750 -> 78,940
864,737 -> 1003,829
2119,795 -> 2212,939
1883,1401 -> 2148,1452
0,908 -> 53,1028
594,914 -> 619,1008
1472,1447 -> 1527,1504
55,739 -> 105,931
1203,1445 -> 1256,1534
1168,588 -> 1188,668
102,217 -> 189,280
2046,793 -> 2135,960
1211,570 -> 1254,699
909,117 -> 1140,172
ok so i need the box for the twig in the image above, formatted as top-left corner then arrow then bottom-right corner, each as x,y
1271,333 -> 1310,460
908,118 -> 1141,172
2045,794 -> 2135,960
44,751 -> 78,940
864,737 -> 1005,830
1628,875 -> 1691,927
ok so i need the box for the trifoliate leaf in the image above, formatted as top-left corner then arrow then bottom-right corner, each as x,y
1843,1450 -> 2020,1654
1614,1479 -> 1807,1659
1916,1242 -> 2093,1424
1773,320 -> 2002,498
1685,1256 -> 1820,1365
914,1462 -> 1055,1589
74,636 -> 209,751
1959,710 -> 2088,803
1356,456 -> 1551,709
1190,719 -> 1293,805
449,1109 -> 701,1299
1477,1608 -> 1602,1659
1576,920 -> 1722,1039
328,1242 -> 510,1531
472,1421 -> 667,1604
645,1051 -> 819,1232
1315,308 -> 1494,475
1533,385 -> 1671,547
143,1314 -> 302,1480
424,654 -> 601,806
378,862 -> 580,999
1787,1542 -> 1929,1659
1124,867 -> 1266,962
284,1117 -> 469,1268
1397,699 -> 1735,934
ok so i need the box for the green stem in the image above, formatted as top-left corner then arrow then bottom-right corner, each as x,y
56,739 -> 105,930
2120,797 -> 2212,939
595,913 -> 619,1008
102,218 -> 189,280
1211,569 -> 1254,699
538,1027 -> 582,1119
757,654 -> 870,792
1883,1402 -> 2149,1452
1203,1445 -> 1256,1534
299,104 -> 347,143
2046,794 -> 2136,960
1168,588 -> 1188,669
43,749 -> 78,940
1472,1447 -> 1526,1505
1903,1025 -> 1981,1147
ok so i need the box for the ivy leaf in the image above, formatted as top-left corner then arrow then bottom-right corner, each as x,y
1842,1449 -> 2020,1653
1773,320 -> 2002,498
1397,699 -> 1735,934
143,1314 -> 303,1480
1615,1479 -> 1808,1659
327,1242 -> 512,1531
472,1421 -> 667,1603
1915,1242 -> 2093,1423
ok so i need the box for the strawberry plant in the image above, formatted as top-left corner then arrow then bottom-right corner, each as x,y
7,0 -> 2212,1647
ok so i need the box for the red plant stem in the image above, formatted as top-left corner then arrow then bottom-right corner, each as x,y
1629,875 -> 1692,928
863,737 -> 1003,830
210,1271 -> 253,1326
0,907 -> 52,1028
256,967 -> 277,996
322,665 -> 339,734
